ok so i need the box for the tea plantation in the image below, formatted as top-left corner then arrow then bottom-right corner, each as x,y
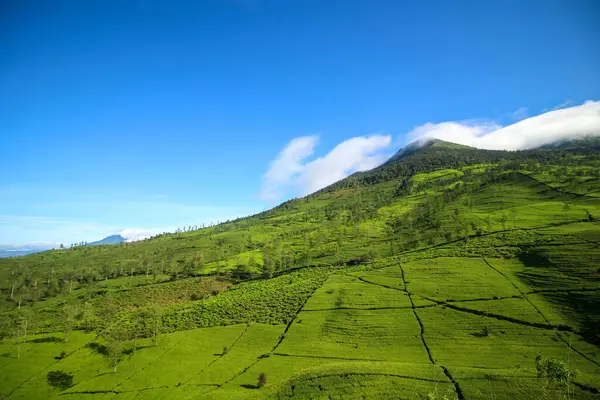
1,139 -> 600,399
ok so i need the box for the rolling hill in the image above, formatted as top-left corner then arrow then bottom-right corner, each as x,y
1,138 -> 599,399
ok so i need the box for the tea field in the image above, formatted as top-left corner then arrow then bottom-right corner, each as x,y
2,140 -> 600,399
2,251 -> 599,399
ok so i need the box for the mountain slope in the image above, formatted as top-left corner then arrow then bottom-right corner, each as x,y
384,138 -> 473,164
1,140 -> 599,399
538,135 -> 600,150
314,136 -> 600,196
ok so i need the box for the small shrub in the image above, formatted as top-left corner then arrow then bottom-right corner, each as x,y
222,346 -> 229,355
258,372 -> 267,388
536,353 -> 578,390
426,391 -> 454,400
483,326 -> 493,337
47,370 -> 74,390
58,351 -> 67,359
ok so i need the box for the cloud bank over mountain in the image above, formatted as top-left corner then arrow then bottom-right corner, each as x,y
408,100 -> 600,150
261,101 -> 600,202
118,228 -> 161,242
260,135 -> 392,202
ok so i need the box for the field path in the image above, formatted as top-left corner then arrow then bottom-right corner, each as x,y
482,259 -> 551,324
108,339 -> 183,396
5,339 -> 90,400
399,263 -> 465,400
178,323 -> 251,386
482,258 -> 600,370
196,277 -> 327,397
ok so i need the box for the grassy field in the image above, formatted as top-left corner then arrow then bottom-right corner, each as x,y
2,254 -> 599,399
1,140 -> 600,398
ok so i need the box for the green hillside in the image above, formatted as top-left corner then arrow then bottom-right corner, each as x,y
1,139 -> 600,399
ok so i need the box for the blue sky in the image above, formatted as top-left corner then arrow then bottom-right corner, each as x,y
1,0 -> 599,246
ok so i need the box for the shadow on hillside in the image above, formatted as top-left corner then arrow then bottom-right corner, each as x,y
29,336 -> 62,343
517,252 -> 548,268
86,342 -> 108,356
124,345 -> 154,355
517,250 -> 600,346
240,384 -> 259,390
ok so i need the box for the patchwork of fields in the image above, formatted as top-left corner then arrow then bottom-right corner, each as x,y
2,143 -> 600,399
2,254 -> 599,399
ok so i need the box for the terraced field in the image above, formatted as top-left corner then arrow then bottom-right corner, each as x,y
2,253 -> 599,399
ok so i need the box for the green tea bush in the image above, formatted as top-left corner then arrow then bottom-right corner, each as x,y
161,267 -> 333,332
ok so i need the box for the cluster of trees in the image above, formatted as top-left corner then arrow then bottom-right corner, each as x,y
0,308 -> 29,358
1,293 -> 165,371
1,263 -> 107,312
384,167 -> 538,254
0,248 -> 210,309
261,243 -> 295,277
66,241 -> 88,249
40,294 -> 163,373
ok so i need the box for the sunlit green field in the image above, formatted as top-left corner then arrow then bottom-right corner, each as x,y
2,142 -> 600,399
2,252 -> 599,399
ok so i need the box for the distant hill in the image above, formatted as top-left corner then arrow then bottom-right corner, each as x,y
0,244 -> 54,258
87,234 -> 126,246
0,249 -> 42,258
1,234 -> 127,257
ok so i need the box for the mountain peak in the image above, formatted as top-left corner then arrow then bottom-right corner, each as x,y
385,138 -> 472,164
87,234 -> 126,246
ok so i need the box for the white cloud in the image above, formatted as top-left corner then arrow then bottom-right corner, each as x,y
261,101 -> 600,204
260,136 -> 319,202
0,214 -> 115,246
0,242 -> 59,251
510,107 -> 528,121
260,134 -> 392,202
0,204 -> 257,247
544,99 -> 573,112
408,120 -> 501,148
297,135 -> 392,194
408,100 -> 600,150
118,228 -> 163,242
0,186 -> 260,246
